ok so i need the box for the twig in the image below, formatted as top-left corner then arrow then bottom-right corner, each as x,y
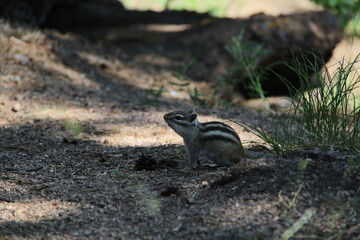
71,168 -> 82,175
4,145 -> 32,152
5,167 -> 21,172
0,195 -> 14,203
26,166 -> 43,172
280,208 -> 316,240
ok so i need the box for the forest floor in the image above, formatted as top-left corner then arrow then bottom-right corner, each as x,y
0,19 -> 359,240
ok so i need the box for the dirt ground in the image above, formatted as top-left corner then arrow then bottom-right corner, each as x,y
0,19 -> 359,240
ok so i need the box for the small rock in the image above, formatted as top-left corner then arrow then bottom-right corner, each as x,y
13,53 -> 30,65
11,103 -> 21,112
201,181 -> 209,187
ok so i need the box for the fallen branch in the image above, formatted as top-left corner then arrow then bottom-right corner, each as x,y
0,195 -> 14,203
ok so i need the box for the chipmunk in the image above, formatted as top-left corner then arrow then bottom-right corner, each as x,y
163,110 -> 245,169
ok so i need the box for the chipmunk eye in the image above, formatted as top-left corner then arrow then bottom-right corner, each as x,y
175,114 -> 183,120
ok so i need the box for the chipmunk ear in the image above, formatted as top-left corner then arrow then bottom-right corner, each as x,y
187,109 -> 197,114
190,113 -> 197,122
187,109 -> 197,122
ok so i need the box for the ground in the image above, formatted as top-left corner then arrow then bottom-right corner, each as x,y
0,19 -> 359,240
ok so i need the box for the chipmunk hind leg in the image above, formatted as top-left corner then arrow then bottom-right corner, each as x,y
216,149 -> 243,167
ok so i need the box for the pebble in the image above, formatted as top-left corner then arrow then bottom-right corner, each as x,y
13,53 -> 29,65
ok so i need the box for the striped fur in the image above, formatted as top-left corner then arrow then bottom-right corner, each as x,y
164,110 -> 244,168
200,121 -> 240,144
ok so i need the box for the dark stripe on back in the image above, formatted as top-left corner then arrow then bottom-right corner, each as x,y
203,121 -> 235,130
203,121 -> 229,126
201,126 -> 240,141
201,135 -> 240,145
201,122 -> 240,141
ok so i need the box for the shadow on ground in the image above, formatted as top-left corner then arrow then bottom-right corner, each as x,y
0,120 -> 359,239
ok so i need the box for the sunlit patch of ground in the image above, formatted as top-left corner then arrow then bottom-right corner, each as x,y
87,112 -> 260,147
326,37 -> 360,99
19,103 -> 259,148
0,198 -> 79,222
25,105 -> 105,122
122,0 -> 319,17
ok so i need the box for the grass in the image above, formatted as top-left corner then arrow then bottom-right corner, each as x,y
122,0 -> 359,36
63,119 -> 86,137
218,30 -> 268,101
345,11 -> 360,36
236,52 -> 360,154
121,0 -> 243,16
310,0 -> 360,30
141,85 -> 164,107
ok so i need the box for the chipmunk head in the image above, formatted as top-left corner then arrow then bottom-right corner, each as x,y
163,109 -> 198,137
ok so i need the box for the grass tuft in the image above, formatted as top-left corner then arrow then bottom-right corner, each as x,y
237,52 -> 360,154
218,29 -> 268,101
